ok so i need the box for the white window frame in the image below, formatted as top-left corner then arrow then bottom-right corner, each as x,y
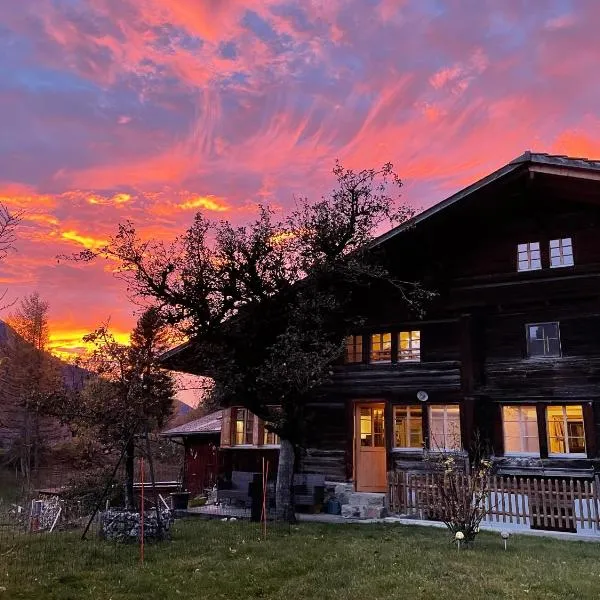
370,332 -> 392,363
517,242 -> 542,272
549,237 -> 574,268
393,405 -> 423,451
398,330 -> 421,361
546,405 -> 587,458
526,322 -> 561,358
428,405 -> 462,451
501,405 -> 540,456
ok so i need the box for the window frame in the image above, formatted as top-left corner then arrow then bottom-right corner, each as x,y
517,241 -> 542,272
393,405 -> 423,451
370,332 -> 392,363
501,405 -> 540,457
427,404 -> 462,451
398,330 -> 421,362
525,322 -> 561,359
546,405 -> 587,458
344,334 -> 363,364
549,237 -> 574,269
263,428 -> 280,446
232,408 -> 254,446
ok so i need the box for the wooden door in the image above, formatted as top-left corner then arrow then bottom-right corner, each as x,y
185,439 -> 219,495
355,403 -> 387,492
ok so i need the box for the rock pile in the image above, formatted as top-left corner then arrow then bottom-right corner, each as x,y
100,509 -> 174,542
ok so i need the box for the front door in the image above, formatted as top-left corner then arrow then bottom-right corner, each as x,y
355,403 -> 387,492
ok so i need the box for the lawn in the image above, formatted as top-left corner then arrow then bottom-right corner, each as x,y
1,518 -> 600,599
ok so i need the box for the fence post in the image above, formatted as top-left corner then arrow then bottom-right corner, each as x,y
593,475 -> 600,532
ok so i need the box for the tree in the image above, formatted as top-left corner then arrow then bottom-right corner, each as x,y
44,308 -> 176,508
75,162 -> 429,520
0,202 -> 23,310
5,293 -> 62,480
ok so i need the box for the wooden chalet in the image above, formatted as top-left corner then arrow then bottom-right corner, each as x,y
162,152 -> 600,502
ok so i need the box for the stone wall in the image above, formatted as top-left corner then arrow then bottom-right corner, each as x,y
100,509 -> 174,542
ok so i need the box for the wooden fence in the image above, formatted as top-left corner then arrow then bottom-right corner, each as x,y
388,471 -> 600,534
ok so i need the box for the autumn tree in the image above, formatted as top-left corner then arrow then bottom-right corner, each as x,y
44,308 -> 176,508
5,293 -> 63,480
77,162 -> 427,520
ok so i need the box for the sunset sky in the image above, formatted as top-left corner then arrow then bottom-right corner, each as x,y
1,0 -> 599,365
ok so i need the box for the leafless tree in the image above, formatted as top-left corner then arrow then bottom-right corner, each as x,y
0,203 -> 23,309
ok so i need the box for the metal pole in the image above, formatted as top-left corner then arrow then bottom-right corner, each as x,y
140,457 -> 145,564
144,430 -> 163,539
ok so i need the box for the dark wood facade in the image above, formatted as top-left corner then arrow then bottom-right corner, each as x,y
299,153 -> 600,485
165,153 -> 600,488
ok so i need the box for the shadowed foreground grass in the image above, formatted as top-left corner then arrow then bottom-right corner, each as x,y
1,518 -> 600,599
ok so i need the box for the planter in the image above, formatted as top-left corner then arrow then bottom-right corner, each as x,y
170,491 -> 191,510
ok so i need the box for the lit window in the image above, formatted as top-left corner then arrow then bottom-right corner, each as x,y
517,242 -> 542,272
526,322 -> 561,358
549,238 -> 574,268
233,408 -> 254,445
345,335 -> 363,363
394,406 -> 423,449
263,429 -> 280,445
370,333 -> 391,362
428,405 -> 461,450
398,330 -> 421,361
360,406 -> 385,447
547,405 -> 586,456
502,406 -> 539,455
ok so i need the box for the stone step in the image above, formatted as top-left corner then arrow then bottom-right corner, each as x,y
341,503 -> 387,519
346,492 -> 386,507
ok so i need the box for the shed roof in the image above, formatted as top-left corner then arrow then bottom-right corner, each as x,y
161,410 -> 222,437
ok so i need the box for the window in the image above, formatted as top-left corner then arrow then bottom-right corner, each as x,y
359,406 -> 385,447
263,429 -> 280,445
233,408 -> 254,445
517,242 -> 542,272
398,330 -> 421,361
345,335 -> 363,363
394,406 -> 423,449
526,322 -> 561,358
547,405 -> 586,456
370,333 -> 391,362
549,238 -> 574,268
428,405 -> 461,450
502,406 -> 539,455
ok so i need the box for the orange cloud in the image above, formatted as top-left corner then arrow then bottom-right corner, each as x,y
179,195 -> 229,212
61,230 -> 109,250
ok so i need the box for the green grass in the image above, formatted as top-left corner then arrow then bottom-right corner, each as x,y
1,519 -> 600,599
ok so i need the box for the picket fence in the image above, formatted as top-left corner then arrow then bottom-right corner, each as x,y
388,470 -> 600,535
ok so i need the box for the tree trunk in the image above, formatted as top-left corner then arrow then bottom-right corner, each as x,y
124,439 -> 135,510
275,438 -> 296,522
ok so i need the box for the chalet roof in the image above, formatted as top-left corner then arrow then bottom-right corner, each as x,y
161,410 -> 222,437
369,151 -> 600,249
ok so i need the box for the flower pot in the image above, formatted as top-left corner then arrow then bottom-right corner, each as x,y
170,491 -> 191,510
